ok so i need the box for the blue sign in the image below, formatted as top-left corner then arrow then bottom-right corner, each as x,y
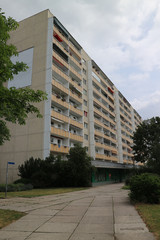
8,162 -> 15,165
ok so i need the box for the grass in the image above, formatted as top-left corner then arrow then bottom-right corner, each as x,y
122,185 -> 130,190
136,204 -> 160,240
0,187 -> 87,198
0,209 -> 26,229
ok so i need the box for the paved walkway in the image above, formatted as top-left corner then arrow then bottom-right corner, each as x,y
0,183 -> 155,240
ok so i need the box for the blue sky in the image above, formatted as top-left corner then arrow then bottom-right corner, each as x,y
1,0 -> 160,120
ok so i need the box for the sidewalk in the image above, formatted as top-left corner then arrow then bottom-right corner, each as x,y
0,183 -> 155,240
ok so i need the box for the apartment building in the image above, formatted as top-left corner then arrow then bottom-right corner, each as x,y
0,10 -> 142,184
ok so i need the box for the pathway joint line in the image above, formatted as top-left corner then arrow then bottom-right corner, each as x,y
67,196 -> 95,240
112,196 -> 116,240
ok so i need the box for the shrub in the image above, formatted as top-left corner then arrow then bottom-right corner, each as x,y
129,173 -> 160,203
0,183 -> 33,192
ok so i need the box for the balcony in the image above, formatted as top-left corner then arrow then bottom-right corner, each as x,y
51,126 -> 69,138
70,90 -> 82,104
54,26 -> 69,45
94,130 -> 103,137
69,67 -> 82,80
70,118 -> 83,129
51,110 -> 69,123
95,153 -> 105,160
52,65 -> 70,82
104,155 -> 118,162
53,52 -> 69,69
52,95 -> 69,109
70,133 -> 83,142
52,56 -> 69,76
70,104 -> 83,116
103,144 -> 117,152
53,37 -> 69,58
94,118 -> 104,128
69,41 -> 81,59
50,144 -> 69,154
95,141 -> 104,148
52,79 -> 69,95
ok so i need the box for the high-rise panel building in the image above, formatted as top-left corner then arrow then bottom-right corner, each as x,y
0,10 -> 142,184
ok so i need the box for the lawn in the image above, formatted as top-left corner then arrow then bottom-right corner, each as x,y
0,187 -> 87,198
136,204 -> 160,240
0,209 -> 26,229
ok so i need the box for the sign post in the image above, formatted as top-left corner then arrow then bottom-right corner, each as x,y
5,162 -> 15,198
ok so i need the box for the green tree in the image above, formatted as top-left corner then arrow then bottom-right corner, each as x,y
67,144 -> 93,187
132,117 -> 160,173
0,9 -> 47,145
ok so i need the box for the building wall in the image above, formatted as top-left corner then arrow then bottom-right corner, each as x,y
0,10 -> 53,183
0,9 -> 142,183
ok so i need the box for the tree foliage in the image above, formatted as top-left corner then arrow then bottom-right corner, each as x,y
132,117 -> 160,172
0,9 -> 47,145
129,173 -> 160,203
18,145 -> 93,188
67,144 -> 93,187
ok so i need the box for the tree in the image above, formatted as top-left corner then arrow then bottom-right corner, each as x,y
0,9 -> 47,145
67,144 -> 93,187
132,117 -> 160,172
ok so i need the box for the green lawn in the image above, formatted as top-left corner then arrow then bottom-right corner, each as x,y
136,204 -> 160,240
0,187 -> 87,198
0,209 -> 26,229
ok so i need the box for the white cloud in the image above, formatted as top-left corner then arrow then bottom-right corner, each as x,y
131,90 -> 160,119
1,0 -> 160,119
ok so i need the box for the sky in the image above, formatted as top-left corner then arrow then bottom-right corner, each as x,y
1,0 -> 160,120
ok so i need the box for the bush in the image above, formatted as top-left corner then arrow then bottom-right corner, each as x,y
129,173 -> 160,203
17,146 -> 93,188
14,178 -> 31,184
0,183 -> 33,192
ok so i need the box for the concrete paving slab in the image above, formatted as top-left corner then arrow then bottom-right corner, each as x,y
115,215 -> 144,224
63,206 -> 88,211
114,207 -> 138,216
0,231 -> 31,240
69,233 -> 114,240
36,222 -> 78,233
27,232 -> 70,240
75,223 -> 113,234
85,207 -> 112,216
0,183 -> 156,240
49,215 -> 82,223
28,208 -> 58,216
115,223 -> 148,233
19,214 -> 51,221
115,232 -> 155,240
3,220 -> 45,232
56,210 -> 85,216
81,215 -> 113,224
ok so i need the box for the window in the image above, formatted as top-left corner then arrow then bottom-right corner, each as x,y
92,71 -> 100,83
83,79 -> 87,85
84,134 -> 88,140
83,100 -> 87,106
84,122 -> 88,128
82,58 -> 86,64
83,68 -> 86,75
83,89 -> 87,96
58,139 -> 61,147
84,111 -> 88,117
